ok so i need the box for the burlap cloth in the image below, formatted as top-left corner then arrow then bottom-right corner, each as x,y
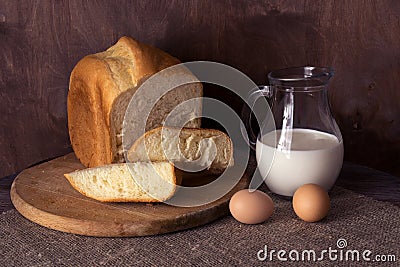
0,186 -> 399,266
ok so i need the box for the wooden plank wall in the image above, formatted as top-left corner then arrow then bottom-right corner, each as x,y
1,0 -> 400,177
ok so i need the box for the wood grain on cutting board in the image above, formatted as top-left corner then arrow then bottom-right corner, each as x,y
10,153 -> 249,237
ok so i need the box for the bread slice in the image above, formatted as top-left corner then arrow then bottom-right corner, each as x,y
127,127 -> 234,173
68,36 -> 202,168
64,162 -> 177,202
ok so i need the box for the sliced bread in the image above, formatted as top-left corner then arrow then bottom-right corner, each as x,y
127,127 -> 234,173
64,162 -> 177,202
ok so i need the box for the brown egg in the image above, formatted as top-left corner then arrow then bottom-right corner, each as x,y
229,189 -> 274,224
292,184 -> 330,222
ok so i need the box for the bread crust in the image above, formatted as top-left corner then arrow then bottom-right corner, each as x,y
68,36 -> 201,168
127,126 -> 234,172
68,56 -> 115,167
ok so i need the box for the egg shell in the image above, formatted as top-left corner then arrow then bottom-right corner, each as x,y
229,189 -> 274,224
292,184 -> 330,222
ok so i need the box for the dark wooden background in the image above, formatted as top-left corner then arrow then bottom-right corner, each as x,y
1,0 -> 400,178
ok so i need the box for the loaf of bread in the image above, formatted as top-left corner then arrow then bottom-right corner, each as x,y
127,127 -> 234,173
64,162 -> 177,202
68,36 -> 202,168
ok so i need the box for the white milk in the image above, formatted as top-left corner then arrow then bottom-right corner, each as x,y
256,129 -> 343,196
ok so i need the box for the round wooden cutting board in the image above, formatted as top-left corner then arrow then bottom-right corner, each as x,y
11,153 -> 249,237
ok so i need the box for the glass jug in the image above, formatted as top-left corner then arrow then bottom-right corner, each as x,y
246,66 -> 344,196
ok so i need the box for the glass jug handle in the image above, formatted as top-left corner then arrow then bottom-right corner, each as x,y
241,85 -> 272,151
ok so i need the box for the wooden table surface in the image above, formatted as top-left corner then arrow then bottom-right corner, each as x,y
1,156 -> 400,213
